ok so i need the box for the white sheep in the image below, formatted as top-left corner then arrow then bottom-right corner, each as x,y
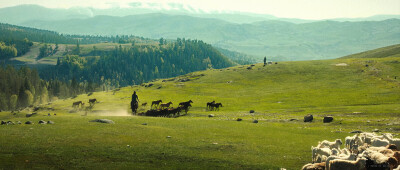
340,148 -> 350,156
371,138 -> 390,147
331,148 -> 339,156
362,149 -> 392,164
328,157 -> 367,170
301,162 -> 325,170
345,134 -> 363,149
315,155 -> 328,163
360,132 -> 376,144
312,146 -> 332,163
325,154 -> 357,170
383,133 -> 400,148
345,135 -> 356,149
318,139 -> 343,149
356,143 -> 369,154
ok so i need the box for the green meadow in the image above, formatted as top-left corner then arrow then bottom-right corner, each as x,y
1,55 -> 400,169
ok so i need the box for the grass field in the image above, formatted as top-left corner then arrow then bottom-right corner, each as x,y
1,56 -> 400,169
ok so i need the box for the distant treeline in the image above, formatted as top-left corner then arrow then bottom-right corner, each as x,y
215,47 -> 258,65
40,38 -> 235,87
0,65 -> 97,111
0,23 -> 150,59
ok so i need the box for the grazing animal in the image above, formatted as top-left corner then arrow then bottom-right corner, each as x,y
159,102 -> 173,110
168,107 -> 182,117
386,144 -> 398,151
315,155 -> 328,163
345,134 -> 363,150
179,100 -> 193,107
141,102 -> 147,107
312,146 -> 332,163
328,157 -> 367,170
151,100 -> 162,108
72,101 -> 83,107
326,154 -> 357,170
318,139 -> 343,149
363,151 -> 398,170
301,162 -> 325,170
360,132 -> 376,144
89,99 -> 97,105
179,103 -> 192,114
372,138 -> 390,147
209,103 -> 223,111
207,101 -> 215,110
383,133 -> 400,148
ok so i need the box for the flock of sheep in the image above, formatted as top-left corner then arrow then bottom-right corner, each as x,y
302,132 -> 400,170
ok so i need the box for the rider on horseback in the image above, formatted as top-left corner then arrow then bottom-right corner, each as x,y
131,91 -> 139,113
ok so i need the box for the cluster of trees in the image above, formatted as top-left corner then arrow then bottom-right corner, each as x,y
0,41 -> 18,60
40,39 -> 235,88
0,23 -> 158,59
0,65 -> 99,111
1,23 -> 150,45
37,43 -> 58,60
0,66 -> 48,110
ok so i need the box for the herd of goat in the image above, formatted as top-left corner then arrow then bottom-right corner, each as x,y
302,132 -> 400,170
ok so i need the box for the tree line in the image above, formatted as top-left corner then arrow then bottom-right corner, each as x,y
40,38 -> 235,88
0,65 -> 98,111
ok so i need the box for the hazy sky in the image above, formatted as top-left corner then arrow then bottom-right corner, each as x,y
0,0 -> 399,19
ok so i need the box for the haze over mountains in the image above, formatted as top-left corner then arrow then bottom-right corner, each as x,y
1,4 -> 400,61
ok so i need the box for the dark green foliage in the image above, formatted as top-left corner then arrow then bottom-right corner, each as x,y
0,65 -> 94,111
41,39 -> 235,87
0,22 -> 146,51
0,41 -> 17,59
37,44 -> 57,60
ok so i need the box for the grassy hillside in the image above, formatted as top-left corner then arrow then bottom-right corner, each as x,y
341,43 -> 400,59
1,56 -> 399,169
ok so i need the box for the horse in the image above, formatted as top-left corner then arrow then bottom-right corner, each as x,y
159,102 -> 173,110
179,100 -> 193,108
207,101 -> 215,110
131,100 -> 138,114
89,99 -> 97,105
72,101 -> 83,107
179,103 -> 192,115
151,100 -> 162,109
210,103 -> 223,111
168,107 -> 182,117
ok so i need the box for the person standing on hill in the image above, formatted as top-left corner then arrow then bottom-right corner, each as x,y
131,91 -> 139,113
264,56 -> 267,66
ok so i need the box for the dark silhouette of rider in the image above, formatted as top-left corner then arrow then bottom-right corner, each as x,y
131,91 -> 139,113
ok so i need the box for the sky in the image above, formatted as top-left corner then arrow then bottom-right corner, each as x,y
0,0 -> 399,20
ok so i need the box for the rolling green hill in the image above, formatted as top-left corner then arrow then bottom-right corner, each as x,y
1,51 -> 399,169
341,43 -> 400,59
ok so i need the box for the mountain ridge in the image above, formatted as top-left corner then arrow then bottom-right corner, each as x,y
1,5 -> 400,61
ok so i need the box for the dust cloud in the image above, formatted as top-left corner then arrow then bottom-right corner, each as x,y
91,109 -> 131,116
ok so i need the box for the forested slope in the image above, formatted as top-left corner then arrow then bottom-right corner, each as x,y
41,39 -> 235,87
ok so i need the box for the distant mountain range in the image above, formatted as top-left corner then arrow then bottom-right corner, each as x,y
1,4 -> 400,61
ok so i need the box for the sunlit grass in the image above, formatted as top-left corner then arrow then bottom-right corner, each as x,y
1,57 -> 400,169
